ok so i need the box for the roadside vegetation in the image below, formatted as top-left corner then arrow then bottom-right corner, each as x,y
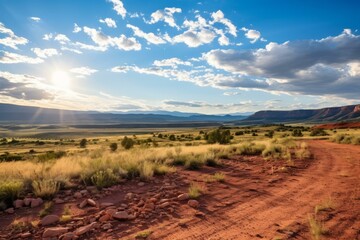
0,124 -> 328,210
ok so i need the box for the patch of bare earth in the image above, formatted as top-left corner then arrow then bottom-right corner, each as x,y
0,140 -> 359,239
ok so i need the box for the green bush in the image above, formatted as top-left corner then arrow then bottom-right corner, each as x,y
238,143 -> 265,156
206,129 -> 231,144
292,129 -> 303,137
109,143 -> 118,152
80,138 -> 87,148
91,169 -> 118,189
262,144 -> 287,159
0,181 -> 23,208
185,156 -> 204,170
37,151 -> 66,162
310,128 -> 329,136
121,136 -> 134,149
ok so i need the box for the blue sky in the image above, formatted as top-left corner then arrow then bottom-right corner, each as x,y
0,0 -> 359,114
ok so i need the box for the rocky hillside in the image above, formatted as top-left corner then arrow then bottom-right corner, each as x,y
242,104 -> 360,123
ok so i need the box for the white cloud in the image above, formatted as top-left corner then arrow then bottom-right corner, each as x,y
70,66 -> 98,78
83,26 -> 141,51
147,7 -> 182,29
73,23 -> 82,33
100,18 -> 117,28
172,28 -> 216,47
43,33 -> 53,40
31,48 -> 59,58
210,10 -> 237,36
153,58 -> 192,68
202,30 -> 360,98
241,27 -> 261,43
73,42 -> 108,52
0,51 -> 43,64
30,17 -> 41,22
54,34 -> 70,44
0,22 -> 28,49
61,46 -> 83,54
126,24 -> 165,45
108,0 -> 126,19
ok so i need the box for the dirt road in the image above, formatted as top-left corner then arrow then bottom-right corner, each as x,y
150,141 -> 360,240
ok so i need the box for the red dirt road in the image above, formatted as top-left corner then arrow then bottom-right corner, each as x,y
150,141 -> 360,240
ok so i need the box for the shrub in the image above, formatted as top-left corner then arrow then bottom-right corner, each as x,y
308,214 -> 327,240
32,179 -> 60,199
262,144 -> 286,159
212,172 -> 225,182
169,134 -> 176,141
37,151 -> 66,162
39,201 -> 54,217
185,156 -> 205,170
153,164 -> 174,175
265,130 -> 274,138
235,131 -> 244,136
139,162 -> 154,180
292,129 -> 303,137
0,180 -> 23,208
91,169 -> 118,189
121,136 -> 134,149
310,128 -> 329,136
188,183 -> 202,199
238,143 -> 265,156
206,129 -> 231,144
79,138 -> 87,148
109,143 -> 118,152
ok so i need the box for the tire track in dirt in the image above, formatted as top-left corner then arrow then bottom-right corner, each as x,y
151,140 -> 360,240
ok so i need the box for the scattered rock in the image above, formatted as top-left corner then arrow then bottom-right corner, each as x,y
100,202 -> 114,208
188,200 -> 199,208
43,227 -> 69,238
86,186 -> 98,193
159,199 -> 169,204
177,193 -> 190,201
159,202 -> 170,208
138,182 -> 145,187
31,198 -> 43,208
23,198 -> 32,206
80,190 -> 88,195
125,192 -> 134,200
54,198 -> 65,204
143,202 -> 155,211
102,223 -> 112,230
74,192 -> 82,199
20,232 -> 31,238
74,222 -> 97,236
112,211 -> 129,220
87,198 -> 97,207
59,232 -> 77,240
79,199 -> 88,208
5,208 -> 14,214
41,215 -> 60,226
13,199 -> 24,209
99,214 -> 111,222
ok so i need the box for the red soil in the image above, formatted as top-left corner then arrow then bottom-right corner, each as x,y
1,140 -> 359,239
313,122 -> 360,129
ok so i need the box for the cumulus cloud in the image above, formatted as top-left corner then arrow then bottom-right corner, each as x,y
147,7 -> 182,29
164,100 -> 253,110
241,27 -> 261,43
0,22 -> 28,49
31,48 -> 59,58
203,29 -> 360,98
83,26 -> 141,51
172,28 -> 216,47
127,24 -> 166,45
43,33 -> 53,40
54,34 -> 70,44
108,0 -> 126,19
0,51 -> 43,64
100,18 -> 117,28
73,23 -> 82,33
70,66 -> 98,78
153,58 -> 192,68
210,10 -> 237,36
30,17 -> 41,22
61,46 -> 82,54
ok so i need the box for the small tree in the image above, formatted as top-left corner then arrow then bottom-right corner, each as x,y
265,130 -> 274,138
79,138 -> 87,148
109,143 -> 118,152
292,129 -> 303,137
121,136 -> 134,150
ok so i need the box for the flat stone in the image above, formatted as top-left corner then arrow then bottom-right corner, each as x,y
40,215 -> 60,226
159,202 -> 170,208
138,182 -> 145,186
188,200 -> 199,208
74,222 -> 97,236
42,227 -> 69,238
5,208 -> 14,214
31,198 -> 43,208
13,199 -> 24,209
59,232 -> 77,240
87,198 -> 97,207
177,193 -> 190,201
74,192 -> 82,199
100,202 -> 114,208
79,199 -> 87,208
20,232 -> 31,238
112,211 -> 129,220
23,198 -> 32,206
99,214 -> 111,222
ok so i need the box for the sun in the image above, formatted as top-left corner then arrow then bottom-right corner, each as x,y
51,70 -> 71,90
